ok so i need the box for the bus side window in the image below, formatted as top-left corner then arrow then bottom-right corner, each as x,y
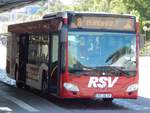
28,35 -> 38,65
28,34 -> 49,65
40,35 -> 48,63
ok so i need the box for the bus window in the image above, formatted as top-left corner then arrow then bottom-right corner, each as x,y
40,35 -> 48,63
28,35 -> 38,65
52,34 -> 58,63
28,34 -> 48,65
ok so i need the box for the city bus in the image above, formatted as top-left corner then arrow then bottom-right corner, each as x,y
6,11 -> 139,102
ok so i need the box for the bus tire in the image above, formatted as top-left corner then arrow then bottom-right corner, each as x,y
41,71 -> 48,96
102,98 -> 113,104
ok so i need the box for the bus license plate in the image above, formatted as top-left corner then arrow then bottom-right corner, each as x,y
95,94 -> 112,99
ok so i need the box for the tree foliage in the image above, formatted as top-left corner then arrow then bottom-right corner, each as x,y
123,0 -> 150,20
38,0 -> 128,14
73,0 -> 127,14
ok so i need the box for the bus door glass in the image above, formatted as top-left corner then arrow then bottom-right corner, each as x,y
49,34 -> 59,91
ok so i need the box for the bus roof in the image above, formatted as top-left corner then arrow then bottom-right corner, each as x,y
43,11 -> 136,19
8,18 -> 62,34
8,11 -> 136,34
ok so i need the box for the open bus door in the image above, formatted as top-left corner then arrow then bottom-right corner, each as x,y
47,32 -> 60,94
17,34 -> 29,87
48,26 -> 66,96
47,25 -> 67,96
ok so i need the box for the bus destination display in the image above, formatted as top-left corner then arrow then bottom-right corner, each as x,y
70,16 -> 135,31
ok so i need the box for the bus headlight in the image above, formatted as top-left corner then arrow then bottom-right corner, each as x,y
126,84 -> 138,92
63,83 -> 79,92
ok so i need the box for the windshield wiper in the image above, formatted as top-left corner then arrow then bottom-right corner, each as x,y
69,68 -> 91,73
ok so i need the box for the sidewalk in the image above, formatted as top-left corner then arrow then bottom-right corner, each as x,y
0,69 -> 15,86
139,56 -> 150,98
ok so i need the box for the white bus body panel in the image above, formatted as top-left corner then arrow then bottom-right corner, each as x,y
26,63 -> 48,90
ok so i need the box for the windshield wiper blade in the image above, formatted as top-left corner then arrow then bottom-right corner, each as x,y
83,67 -> 94,71
69,68 -> 92,73
69,69 -> 84,73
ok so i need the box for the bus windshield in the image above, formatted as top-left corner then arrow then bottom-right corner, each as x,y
68,31 -> 136,75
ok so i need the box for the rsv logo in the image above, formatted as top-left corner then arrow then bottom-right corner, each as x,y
88,77 -> 119,88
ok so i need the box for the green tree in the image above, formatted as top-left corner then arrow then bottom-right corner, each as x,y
73,0 -> 127,13
123,0 -> 150,34
123,0 -> 150,20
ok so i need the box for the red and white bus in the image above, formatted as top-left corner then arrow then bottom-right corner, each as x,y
6,11 -> 139,102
